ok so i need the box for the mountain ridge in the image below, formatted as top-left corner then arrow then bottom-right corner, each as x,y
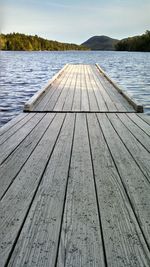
82,35 -> 119,51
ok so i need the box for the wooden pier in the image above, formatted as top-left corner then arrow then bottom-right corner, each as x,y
0,64 -> 150,266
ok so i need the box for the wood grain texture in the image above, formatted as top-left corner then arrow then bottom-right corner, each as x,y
0,113 -> 35,145
24,64 -> 69,111
0,113 -> 65,266
7,114 -> 75,267
0,113 -> 42,165
93,67 -> 134,112
54,65 -> 74,111
90,66 -> 117,111
72,65 -> 82,111
138,114 -> 150,125
0,113 -> 28,137
87,113 -> 150,266
118,113 -> 150,152
97,113 -> 150,248
85,65 -> 99,111
95,63 -> 143,112
24,64 -> 139,112
42,65 -> 73,112
57,114 -> 105,267
128,113 -> 150,136
107,113 -> 150,181
88,65 -> 108,111
63,65 -> 77,111
0,113 -> 55,199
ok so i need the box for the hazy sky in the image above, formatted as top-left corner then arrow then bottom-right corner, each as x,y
1,0 -> 150,44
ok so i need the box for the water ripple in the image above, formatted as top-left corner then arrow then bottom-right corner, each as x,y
0,51 -> 150,127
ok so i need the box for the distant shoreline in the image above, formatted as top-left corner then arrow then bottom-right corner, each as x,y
0,31 -> 150,52
0,33 -> 89,51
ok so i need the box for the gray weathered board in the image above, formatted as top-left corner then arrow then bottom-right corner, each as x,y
0,112 -> 150,266
24,64 -> 143,113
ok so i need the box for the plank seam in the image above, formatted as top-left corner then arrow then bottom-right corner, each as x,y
0,113 -> 36,146
44,65 -> 72,111
107,113 -> 150,184
0,113 -> 56,201
96,63 -> 143,113
0,114 -> 42,166
86,114 -> 108,267
127,114 -> 150,137
0,113 -> 28,137
92,66 -> 119,111
54,113 -> 76,266
4,114 -> 67,267
35,69 -> 68,111
24,64 -> 69,111
137,114 -> 150,126
61,65 -> 75,111
53,65 -> 74,111
84,65 -> 91,111
23,110 -> 137,114
90,65 -> 109,111
96,113 -> 150,252
70,66 -> 78,111
87,65 -> 100,111
116,114 -> 150,152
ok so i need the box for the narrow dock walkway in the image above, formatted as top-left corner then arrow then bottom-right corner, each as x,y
24,64 -> 143,113
0,65 -> 150,266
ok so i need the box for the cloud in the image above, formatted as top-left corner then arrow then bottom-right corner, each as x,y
1,0 -> 150,43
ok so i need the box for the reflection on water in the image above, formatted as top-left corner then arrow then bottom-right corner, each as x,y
0,51 -> 150,127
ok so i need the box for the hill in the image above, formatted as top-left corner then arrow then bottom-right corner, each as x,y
0,33 -> 88,51
115,31 -> 150,52
82,35 -> 119,51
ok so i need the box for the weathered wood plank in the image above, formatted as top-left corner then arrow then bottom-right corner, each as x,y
117,113 -> 150,152
0,113 -> 65,266
81,65 -> 90,111
54,65 -> 74,111
87,113 -> 150,266
57,114 -> 105,266
0,113 -> 55,199
97,113 -> 150,248
43,65 -> 73,111
0,113 -> 35,145
0,113 -> 43,165
107,113 -> 150,182
24,64 -> 69,111
34,70 -> 68,111
72,65 -> 82,111
93,67 -> 134,112
0,113 -> 28,137
85,65 -> 99,111
7,114 -> 75,267
95,64 -> 143,112
128,113 -> 150,136
63,65 -> 77,111
23,64 -> 142,112
137,114 -> 150,125
91,65 -> 117,111
88,65 -> 108,111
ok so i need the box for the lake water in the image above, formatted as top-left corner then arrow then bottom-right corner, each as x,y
0,51 -> 150,127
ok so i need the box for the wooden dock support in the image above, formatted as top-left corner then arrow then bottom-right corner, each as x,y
0,64 -> 150,267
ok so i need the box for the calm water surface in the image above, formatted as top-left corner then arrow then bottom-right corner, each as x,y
0,51 -> 150,127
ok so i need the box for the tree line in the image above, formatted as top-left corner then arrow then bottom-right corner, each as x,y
115,31 -> 150,52
0,33 -> 88,51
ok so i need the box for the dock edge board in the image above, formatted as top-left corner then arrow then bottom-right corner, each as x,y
95,63 -> 144,113
23,64 -> 69,111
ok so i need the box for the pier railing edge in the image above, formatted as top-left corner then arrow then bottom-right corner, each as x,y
95,63 -> 143,113
24,64 -> 69,111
